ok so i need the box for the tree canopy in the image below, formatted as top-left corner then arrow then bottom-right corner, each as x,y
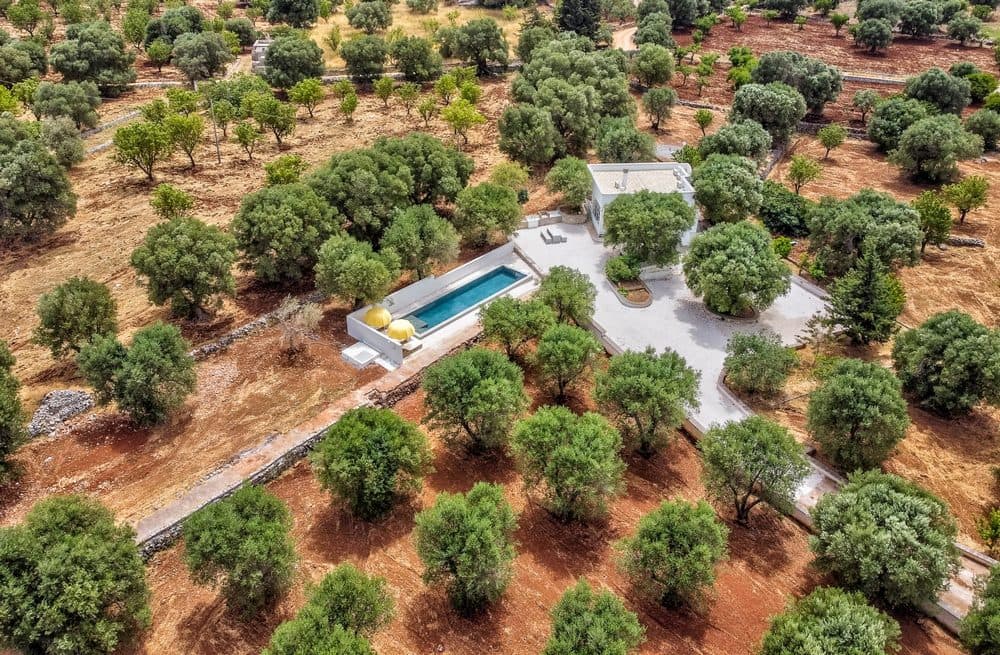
0,495 -> 150,655
698,119 -> 772,163
889,114 -> 983,182
315,233 -> 400,308
826,246 -> 905,343
807,358 -> 910,470
542,581 -> 645,655
730,82 -> 807,143
263,35 -> 325,89
414,482 -> 518,613
683,221 -> 791,316
723,331 -> 797,396
750,50 -> 842,114
810,471 -> 959,608
50,21 -> 136,96
33,276 -> 117,358
693,153 -> 763,223
603,190 -> 694,266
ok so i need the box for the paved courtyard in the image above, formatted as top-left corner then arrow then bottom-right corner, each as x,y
513,221 -> 827,433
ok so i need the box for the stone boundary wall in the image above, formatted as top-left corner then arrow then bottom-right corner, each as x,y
136,332 -> 483,558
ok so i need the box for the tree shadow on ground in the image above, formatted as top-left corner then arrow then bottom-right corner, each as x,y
400,585 -> 508,654
514,501 -> 615,579
302,497 -> 418,563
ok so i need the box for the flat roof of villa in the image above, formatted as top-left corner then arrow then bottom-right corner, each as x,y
588,162 -> 693,196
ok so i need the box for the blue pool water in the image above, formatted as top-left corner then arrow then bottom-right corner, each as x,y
407,266 -> 526,334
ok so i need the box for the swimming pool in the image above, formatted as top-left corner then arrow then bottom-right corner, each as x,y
405,266 -> 526,334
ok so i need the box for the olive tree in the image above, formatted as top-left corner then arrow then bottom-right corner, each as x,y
536,265 -> 597,324
806,188 -> 921,277
452,182 -> 521,246
0,118 -> 77,241
544,155 -> 591,208
759,587 -> 901,655
616,500 -> 729,607
892,310 -> 1000,416
912,190 -> 953,253
905,66 -> 971,114
948,13 -> 983,45
603,190 -> 694,266
630,43 -> 673,87
172,31 -> 232,82
311,408 -> 432,520
535,324 -> 603,402
543,581 -> 645,655
346,0 -> 391,33
0,343 -> 25,480
722,331 -> 796,396
701,415 -> 810,525
810,471 -> 959,607
374,133 -> 473,206
852,89 -> 880,124
77,322 -> 196,426
899,0 -> 941,37
966,108 -> 1000,150
130,216 -> 237,318
314,234 -> 400,308
807,358 -> 909,470
263,564 -> 392,655
512,406 -> 625,521
414,482 -> 518,613
867,96 -> 931,152
266,0 -> 320,26
683,222 -> 791,316
388,35 -> 442,82
50,21 -> 136,96
642,86 -> 677,131
594,347 -> 699,457
698,119 -> 771,163
854,18 -> 894,53
0,495 -> 150,655
961,566 -> 1000,655
264,35 -> 325,88
33,277 -> 117,358
232,183 -> 336,283
380,205 -> 459,279
750,50 -> 842,115
730,82 -> 807,143
183,485 -> 296,616
340,34 -> 388,82
480,297 -> 556,359
455,18 -> 509,75
422,347 -> 528,453
596,117 -> 655,163
499,103 -> 560,166
31,80 -> 100,129
889,114 -> 983,182
693,153 -> 763,223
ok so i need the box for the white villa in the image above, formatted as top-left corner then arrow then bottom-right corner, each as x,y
585,162 -> 697,244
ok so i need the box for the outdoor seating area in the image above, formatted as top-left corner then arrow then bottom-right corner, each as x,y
540,228 -> 567,244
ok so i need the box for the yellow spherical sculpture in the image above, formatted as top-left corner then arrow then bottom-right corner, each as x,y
386,319 -> 416,341
363,305 -> 392,329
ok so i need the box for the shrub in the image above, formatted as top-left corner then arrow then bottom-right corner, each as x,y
346,0 -> 391,33
33,277 -> 117,358
130,216 -> 237,318
892,310 -> 1000,415
703,415 -> 810,526
388,34 -> 442,82
183,485 -> 296,616
77,322 -> 196,426
683,221 -> 791,316
967,71 -> 998,103
605,254 -> 641,283
535,324 -> 603,402
723,331 -> 796,396
593,347 -> 699,457
542,581 -> 645,655
414,482 -> 517,613
826,247 -> 905,343
340,34 -> 388,81
759,587 -> 901,655
962,566 -> 1000,654
616,500 -> 728,607
479,297 -> 555,359
422,347 -> 528,453
0,495 -> 150,655
758,180 -> 811,236
231,183 -> 337,284
693,153 -> 763,223
311,407 -> 432,520
810,471 -> 959,607
512,406 -> 625,520
603,190 -> 695,266
807,358 -> 909,470
966,108 -> 1000,150
536,265 -> 597,324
